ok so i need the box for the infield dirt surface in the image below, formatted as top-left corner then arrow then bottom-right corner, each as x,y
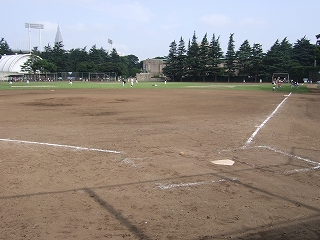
1,85 -> 319,239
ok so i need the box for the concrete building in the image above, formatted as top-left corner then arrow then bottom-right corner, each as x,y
0,54 -> 31,81
136,58 -> 165,81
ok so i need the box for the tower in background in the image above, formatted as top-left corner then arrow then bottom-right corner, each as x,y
55,25 -> 63,45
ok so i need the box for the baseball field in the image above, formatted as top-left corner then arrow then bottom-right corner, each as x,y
0,81 -> 319,239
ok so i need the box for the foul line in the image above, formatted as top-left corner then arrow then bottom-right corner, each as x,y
244,92 -> 292,147
0,138 -> 122,154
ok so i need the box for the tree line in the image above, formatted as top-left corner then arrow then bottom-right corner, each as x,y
1,33 -> 320,82
163,32 -> 320,82
0,38 -> 142,79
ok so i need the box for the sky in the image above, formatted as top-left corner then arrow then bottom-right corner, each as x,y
1,0 -> 319,61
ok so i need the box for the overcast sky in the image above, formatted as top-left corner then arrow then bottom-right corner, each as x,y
1,0 -> 319,61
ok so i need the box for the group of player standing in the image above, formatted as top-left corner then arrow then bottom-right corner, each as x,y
122,78 -> 138,87
272,77 -> 299,91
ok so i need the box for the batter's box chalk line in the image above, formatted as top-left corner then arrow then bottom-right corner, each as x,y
156,177 -> 238,190
0,138 -> 122,154
220,145 -> 320,174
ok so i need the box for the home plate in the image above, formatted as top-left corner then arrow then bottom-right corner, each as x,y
211,159 -> 235,166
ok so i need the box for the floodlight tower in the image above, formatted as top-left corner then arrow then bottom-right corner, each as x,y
108,38 -> 113,52
25,23 -> 44,53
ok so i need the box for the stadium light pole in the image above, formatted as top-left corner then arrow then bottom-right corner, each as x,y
25,23 -> 44,53
25,23 -> 31,53
108,38 -> 113,52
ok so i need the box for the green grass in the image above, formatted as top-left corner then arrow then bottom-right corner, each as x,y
0,80 -> 311,93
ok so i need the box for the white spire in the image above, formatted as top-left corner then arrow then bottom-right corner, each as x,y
55,25 -> 63,44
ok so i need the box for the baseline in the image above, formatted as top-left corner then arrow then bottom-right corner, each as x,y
243,92 -> 292,147
0,138 -> 122,154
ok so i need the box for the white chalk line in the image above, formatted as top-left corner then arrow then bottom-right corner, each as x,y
220,145 -> 320,174
156,177 -> 238,190
244,92 -> 292,147
239,91 -> 319,173
256,145 -> 319,166
284,166 -> 320,174
261,145 -> 320,174
0,138 -> 122,154
11,85 -> 57,88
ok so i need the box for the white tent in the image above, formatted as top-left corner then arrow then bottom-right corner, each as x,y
0,54 -> 31,81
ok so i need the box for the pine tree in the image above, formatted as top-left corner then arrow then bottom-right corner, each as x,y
263,39 -> 281,76
291,37 -> 315,80
199,33 -> 210,81
163,40 -> 178,81
316,34 -> 320,67
236,39 -> 252,80
225,33 -> 236,82
51,41 -> 68,72
176,37 -> 187,82
208,34 -> 223,82
186,31 -> 200,81
292,36 -> 315,67
0,38 -> 13,56
263,38 -> 292,79
278,37 -> 293,72
251,43 -> 264,82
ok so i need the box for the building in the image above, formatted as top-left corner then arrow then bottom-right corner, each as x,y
136,58 -> 165,81
0,54 -> 31,81
55,25 -> 63,45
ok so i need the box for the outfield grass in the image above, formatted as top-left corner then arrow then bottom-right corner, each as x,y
0,80 -> 311,93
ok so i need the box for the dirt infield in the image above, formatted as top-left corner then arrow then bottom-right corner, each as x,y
0,87 -> 319,239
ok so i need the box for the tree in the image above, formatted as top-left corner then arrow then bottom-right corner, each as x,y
0,38 -> 13,56
68,47 -> 88,72
51,41 -> 68,72
262,39 -> 281,76
290,36 -> 316,80
198,33 -> 210,81
20,54 -> 44,80
251,43 -> 264,82
236,39 -> 252,79
38,59 -> 57,73
77,61 -> 97,73
176,37 -> 187,81
185,31 -> 200,81
163,40 -> 178,81
263,38 -> 292,80
292,36 -> 315,66
208,34 -> 223,82
316,34 -> 320,67
40,44 -> 53,62
126,54 -> 140,69
225,33 -> 236,82
88,45 -> 108,68
278,37 -> 293,72
110,48 -> 122,77
110,48 -> 120,63
124,54 -> 140,77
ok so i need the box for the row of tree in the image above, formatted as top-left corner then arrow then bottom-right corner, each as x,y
1,33 -> 320,82
0,38 -> 142,79
163,32 -> 320,82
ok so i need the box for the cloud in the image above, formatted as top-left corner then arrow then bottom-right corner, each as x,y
81,0 -> 153,23
238,17 -> 267,28
200,14 -> 232,27
161,23 -> 181,30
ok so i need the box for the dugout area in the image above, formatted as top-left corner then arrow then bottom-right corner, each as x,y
272,72 -> 290,82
